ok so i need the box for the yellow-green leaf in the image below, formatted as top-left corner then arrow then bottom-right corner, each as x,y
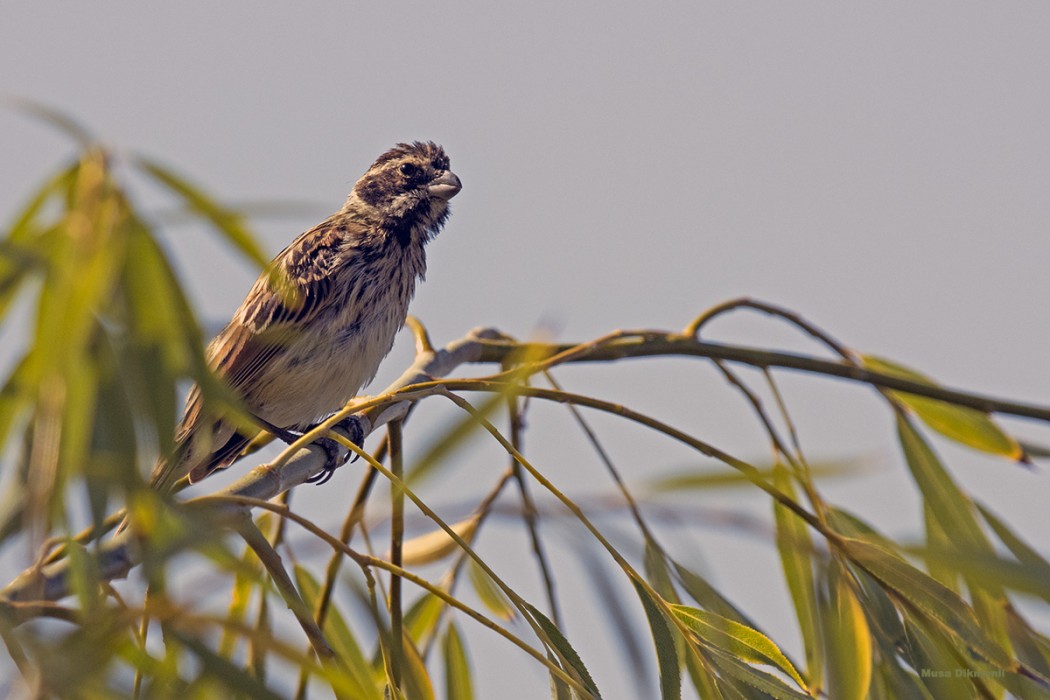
773,464 -> 823,693
524,602 -> 600,697
864,355 -> 1022,460
443,623 -> 474,700
398,517 -> 479,566
821,563 -> 872,700
467,560 -> 516,622
841,538 -> 1014,669
134,156 -> 270,268
670,605 -> 807,691
632,581 -> 681,699
295,565 -> 382,699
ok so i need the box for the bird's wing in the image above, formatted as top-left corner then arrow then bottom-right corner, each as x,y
209,218 -> 349,395
149,219 -> 352,490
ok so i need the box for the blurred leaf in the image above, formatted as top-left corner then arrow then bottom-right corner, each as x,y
1006,607 -> 1050,681
773,464 -> 822,692
864,355 -> 1023,460
134,156 -> 270,268
682,648 -> 727,700
6,98 -> 95,146
632,580 -> 681,699
673,562 -> 758,629
977,502 -> 1050,580
897,414 -> 992,554
468,559 -> 515,622
219,541 -> 264,659
525,602 -> 600,698
870,654 -> 937,700
404,592 -> 445,647
443,623 -> 474,700
295,565 -> 381,699
841,538 -> 1013,669
921,503 -> 959,592
399,516 -> 480,566
821,562 -> 872,700
576,545 -> 649,692
173,632 -> 283,700
905,547 -> 1050,603
644,543 -> 679,603
670,605 -> 806,691
398,630 -> 436,700
647,458 -> 865,492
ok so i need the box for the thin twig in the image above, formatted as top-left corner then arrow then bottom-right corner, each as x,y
388,420 -> 405,693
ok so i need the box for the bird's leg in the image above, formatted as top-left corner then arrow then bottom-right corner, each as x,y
252,416 -> 303,446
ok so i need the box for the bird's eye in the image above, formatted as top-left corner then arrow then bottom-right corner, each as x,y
399,163 -> 419,178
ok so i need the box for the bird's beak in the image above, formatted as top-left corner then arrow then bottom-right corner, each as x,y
428,170 -> 462,200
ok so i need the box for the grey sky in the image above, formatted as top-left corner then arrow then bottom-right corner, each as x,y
3,3 -> 1050,697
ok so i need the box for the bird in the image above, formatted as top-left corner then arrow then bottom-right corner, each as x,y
149,141 -> 461,492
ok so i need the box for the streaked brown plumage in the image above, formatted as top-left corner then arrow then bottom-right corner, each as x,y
150,142 -> 461,491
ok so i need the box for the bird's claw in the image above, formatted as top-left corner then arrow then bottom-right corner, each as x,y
334,415 -> 364,464
304,416 -> 364,484
305,437 -> 345,485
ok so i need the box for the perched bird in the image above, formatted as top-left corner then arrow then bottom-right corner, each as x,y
149,141 -> 461,492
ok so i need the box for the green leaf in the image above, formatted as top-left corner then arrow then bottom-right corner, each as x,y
864,355 -> 1023,460
443,623 -> 474,700
903,617 -> 978,700
525,602 -> 601,698
897,415 -> 997,560
773,464 -> 822,692
468,559 -> 516,622
643,542 -> 679,603
977,502 -> 1050,580
841,538 -> 1014,669
821,562 -> 872,700
632,580 -> 681,699
682,647 -> 727,700
219,542 -> 263,658
174,632 -> 284,700
670,605 -> 807,691
398,631 -> 437,700
404,592 -> 446,646
702,646 -> 812,700
673,562 -> 758,629
295,565 -> 382,699
134,156 -> 270,268
647,458 -> 863,492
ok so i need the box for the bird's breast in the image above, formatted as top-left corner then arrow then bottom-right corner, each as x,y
252,250 -> 420,428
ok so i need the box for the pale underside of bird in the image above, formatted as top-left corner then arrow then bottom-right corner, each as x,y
148,141 -> 461,492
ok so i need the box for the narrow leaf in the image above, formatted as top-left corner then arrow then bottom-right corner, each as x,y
468,559 -> 515,622
773,464 -> 822,691
295,565 -> 381,699
841,538 -> 1013,669
821,563 -> 872,700
864,355 -> 1023,460
443,623 -> 474,700
398,517 -> 480,566
632,580 -> 681,699
670,605 -> 807,691
525,602 -> 600,697
134,156 -> 270,268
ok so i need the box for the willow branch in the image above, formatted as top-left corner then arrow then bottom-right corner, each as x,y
5,317 -> 1049,603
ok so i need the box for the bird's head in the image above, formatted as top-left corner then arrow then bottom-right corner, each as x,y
347,141 -> 462,245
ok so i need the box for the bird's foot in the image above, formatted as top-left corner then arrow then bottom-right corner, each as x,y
303,416 -> 365,485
